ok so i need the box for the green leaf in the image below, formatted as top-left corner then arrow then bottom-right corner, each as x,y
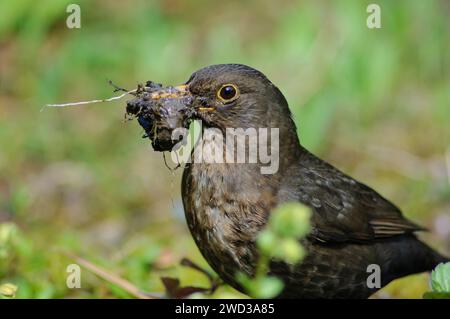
430,262 -> 450,293
236,272 -> 284,299
275,238 -> 306,264
270,203 -> 311,238
256,230 -> 278,256
250,276 -> 284,299
423,291 -> 450,299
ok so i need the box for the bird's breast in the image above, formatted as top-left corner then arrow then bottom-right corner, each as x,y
181,159 -> 277,287
180,134 -> 279,287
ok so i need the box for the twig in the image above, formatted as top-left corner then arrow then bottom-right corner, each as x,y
41,79 -> 138,112
63,251 -> 159,299
108,80 -> 130,93
180,257 -> 223,294
180,258 -> 215,282
41,89 -> 137,112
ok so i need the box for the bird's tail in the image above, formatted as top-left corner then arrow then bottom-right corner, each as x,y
429,249 -> 449,268
408,237 -> 449,273
379,235 -> 449,285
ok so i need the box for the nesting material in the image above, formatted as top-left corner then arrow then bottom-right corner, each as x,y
125,81 -> 194,151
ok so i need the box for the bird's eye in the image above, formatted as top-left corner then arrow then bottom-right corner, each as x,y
217,84 -> 239,103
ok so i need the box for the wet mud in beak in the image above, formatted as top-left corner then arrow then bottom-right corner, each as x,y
126,82 -> 194,151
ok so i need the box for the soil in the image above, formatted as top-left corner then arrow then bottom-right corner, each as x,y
125,82 -> 194,151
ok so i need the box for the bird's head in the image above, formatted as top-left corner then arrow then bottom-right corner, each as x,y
186,64 -> 293,131
129,64 -> 301,156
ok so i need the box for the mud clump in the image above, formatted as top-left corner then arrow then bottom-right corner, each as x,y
126,81 -> 194,152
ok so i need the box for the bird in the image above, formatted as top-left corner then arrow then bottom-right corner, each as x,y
136,64 -> 449,298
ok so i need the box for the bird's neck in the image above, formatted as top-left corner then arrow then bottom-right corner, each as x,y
190,120 -> 302,176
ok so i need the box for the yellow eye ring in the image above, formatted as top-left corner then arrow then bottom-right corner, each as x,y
217,84 -> 239,103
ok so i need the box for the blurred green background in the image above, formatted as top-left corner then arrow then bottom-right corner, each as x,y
0,0 -> 449,298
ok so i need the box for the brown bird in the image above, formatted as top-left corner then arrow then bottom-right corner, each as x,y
131,64 -> 448,298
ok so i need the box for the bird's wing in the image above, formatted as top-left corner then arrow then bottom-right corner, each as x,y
296,151 -> 425,243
